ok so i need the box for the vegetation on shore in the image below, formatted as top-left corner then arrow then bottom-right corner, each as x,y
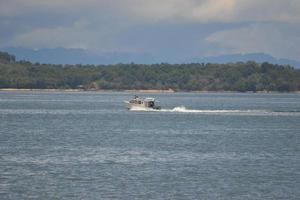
1,51 -> 300,92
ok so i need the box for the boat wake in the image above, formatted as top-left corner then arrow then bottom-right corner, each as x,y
163,106 -> 246,113
129,106 -> 300,116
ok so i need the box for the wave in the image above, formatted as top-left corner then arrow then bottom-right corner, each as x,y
130,106 -> 300,116
0,109 -> 116,115
2,147 -> 277,166
0,107 -> 299,116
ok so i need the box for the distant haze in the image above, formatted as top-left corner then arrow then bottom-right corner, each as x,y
1,47 -> 300,68
1,0 -> 300,62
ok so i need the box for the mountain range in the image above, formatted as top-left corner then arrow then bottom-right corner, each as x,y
1,47 -> 300,68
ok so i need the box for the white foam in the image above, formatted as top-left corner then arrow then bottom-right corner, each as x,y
165,106 -> 244,113
130,106 -> 300,116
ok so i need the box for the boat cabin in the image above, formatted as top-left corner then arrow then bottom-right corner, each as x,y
128,96 -> 158,109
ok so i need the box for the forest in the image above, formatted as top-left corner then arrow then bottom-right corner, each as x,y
1,51 -> 300,92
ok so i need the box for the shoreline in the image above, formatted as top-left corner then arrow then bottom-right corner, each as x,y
0,88 -> 175,93
0,88 -> 299,93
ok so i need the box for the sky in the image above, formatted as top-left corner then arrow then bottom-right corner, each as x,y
1,0 -> 300,61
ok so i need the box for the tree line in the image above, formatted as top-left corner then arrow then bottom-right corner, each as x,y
1,51 -> 300,92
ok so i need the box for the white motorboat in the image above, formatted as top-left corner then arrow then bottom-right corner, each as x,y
125,95 -> 161,110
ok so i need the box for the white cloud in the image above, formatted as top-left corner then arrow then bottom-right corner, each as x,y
205,23 -> 300,60
8,19 -> 122,51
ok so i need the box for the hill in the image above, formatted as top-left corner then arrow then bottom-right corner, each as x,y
0,47 -> 155,65
0,51 -> 299,92
1,47 -> 300,68
190,53 -> 300,69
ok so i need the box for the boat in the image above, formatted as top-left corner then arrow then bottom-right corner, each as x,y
125,95 -> 161,110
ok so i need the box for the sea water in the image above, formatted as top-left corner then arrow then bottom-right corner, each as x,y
0,91 -> 299,199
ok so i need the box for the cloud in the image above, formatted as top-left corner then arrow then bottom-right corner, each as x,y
0,0 -> 98,17
129,0 -> 300,23
129,0 -> 235,23
1,0 -> 300,60
8,19 -> 123,51
205,22 -> 300,60
1,0 -> 300,23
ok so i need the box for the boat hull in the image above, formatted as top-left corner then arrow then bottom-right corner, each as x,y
125,102 -> 161,110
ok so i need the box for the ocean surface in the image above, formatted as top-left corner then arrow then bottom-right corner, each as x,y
0,91 -> 299,200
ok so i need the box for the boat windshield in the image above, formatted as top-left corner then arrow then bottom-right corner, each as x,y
149,101 -> 154,107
